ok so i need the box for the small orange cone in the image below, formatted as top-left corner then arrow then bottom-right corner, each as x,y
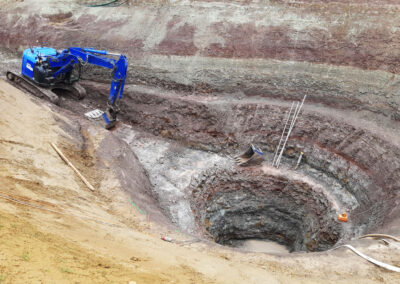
338,212 -> 348,222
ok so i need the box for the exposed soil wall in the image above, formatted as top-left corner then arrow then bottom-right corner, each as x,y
3,0 -> 400,114
85,123 -> 171,224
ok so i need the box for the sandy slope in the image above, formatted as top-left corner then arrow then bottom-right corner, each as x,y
0,79 -> 276,283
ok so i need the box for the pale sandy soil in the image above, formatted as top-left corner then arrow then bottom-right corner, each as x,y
0,79 -> 399,283
233,239 -> 290,254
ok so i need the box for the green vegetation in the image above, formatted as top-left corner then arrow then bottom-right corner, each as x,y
61,267 -> 73,274
22,251 -> 30,261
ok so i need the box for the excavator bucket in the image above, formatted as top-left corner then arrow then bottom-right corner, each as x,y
84,109 -> 117,129
234,144 -> 264,165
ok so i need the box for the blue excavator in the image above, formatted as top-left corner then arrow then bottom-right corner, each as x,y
6,46 -> 128,129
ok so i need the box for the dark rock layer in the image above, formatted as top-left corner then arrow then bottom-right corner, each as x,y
189,168 -> 342,252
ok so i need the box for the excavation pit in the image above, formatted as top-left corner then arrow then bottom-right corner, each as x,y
189,168 -> 344,252
116,89 -> 399,254
77,82 -> 398,255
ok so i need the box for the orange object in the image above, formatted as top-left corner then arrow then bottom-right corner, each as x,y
338,212 -> 348,222
161,236 -> 173,242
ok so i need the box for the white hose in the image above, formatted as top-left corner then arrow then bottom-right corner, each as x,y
333,245 -> 400,272
358,234 -> 400,242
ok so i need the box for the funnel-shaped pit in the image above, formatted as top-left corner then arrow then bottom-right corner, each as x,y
190,168 -> 356,252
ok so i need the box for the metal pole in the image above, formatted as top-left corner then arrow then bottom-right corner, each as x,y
276,102 -> 299,167
276,95 -> 307,168
273,102 -> 295,166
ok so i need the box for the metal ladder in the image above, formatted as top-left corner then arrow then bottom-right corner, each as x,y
272,95 -> 306,168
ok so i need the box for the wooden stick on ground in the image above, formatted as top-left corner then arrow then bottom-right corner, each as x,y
50,142 -> 95,191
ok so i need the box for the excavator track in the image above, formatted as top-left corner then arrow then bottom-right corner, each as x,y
6,71 -> 60,104
6,71 -> 86,105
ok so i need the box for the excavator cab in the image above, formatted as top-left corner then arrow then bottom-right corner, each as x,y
22,47 -> 62,86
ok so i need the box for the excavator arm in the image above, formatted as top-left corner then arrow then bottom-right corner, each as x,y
47,47 -> 128,127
